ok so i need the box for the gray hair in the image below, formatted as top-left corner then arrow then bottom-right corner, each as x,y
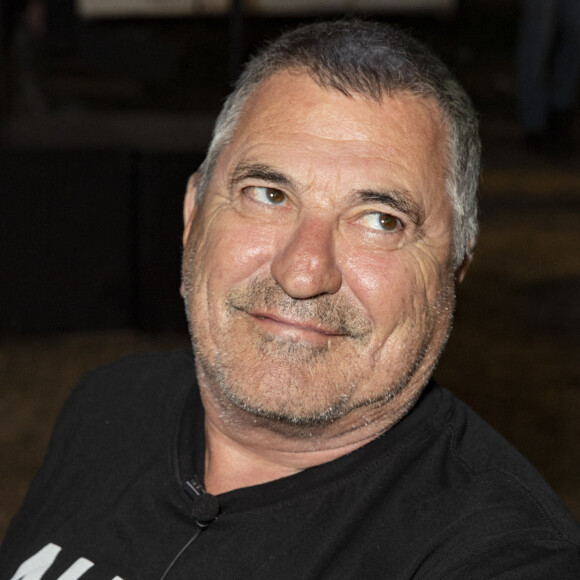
196,20 -> 480,267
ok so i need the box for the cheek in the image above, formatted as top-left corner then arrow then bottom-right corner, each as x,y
343,251 -> 415,327
198,216 -> 277,293
343,248 -> 448,333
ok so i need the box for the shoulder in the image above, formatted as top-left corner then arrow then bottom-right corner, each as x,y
0,350 -> 198,573
75,348 -> 195,392
65,348 -> 195,415
42,349 -> 196,461
419,387 -> 580,573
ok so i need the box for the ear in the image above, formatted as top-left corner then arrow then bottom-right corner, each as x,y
455,255 -> 471,284
455,241 -> 475,284
182,173 -> 199,246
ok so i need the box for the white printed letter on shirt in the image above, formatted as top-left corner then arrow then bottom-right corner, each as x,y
10,543 -> 124,580
9,543 -> 61,580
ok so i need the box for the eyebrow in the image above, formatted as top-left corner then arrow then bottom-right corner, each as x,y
350,189 -> 425,226
229,162 -> 297,191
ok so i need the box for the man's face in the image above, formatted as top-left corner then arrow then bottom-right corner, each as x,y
182,72 -> 457,429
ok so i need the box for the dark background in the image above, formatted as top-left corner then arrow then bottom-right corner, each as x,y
1,0 -> 579,540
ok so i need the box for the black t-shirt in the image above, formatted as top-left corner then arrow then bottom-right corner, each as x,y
1,350 -> 580,579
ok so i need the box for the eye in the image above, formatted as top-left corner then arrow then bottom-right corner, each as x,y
360,212 -> 402,232
243,186 -> 287,205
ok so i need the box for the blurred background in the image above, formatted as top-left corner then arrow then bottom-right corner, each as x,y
0,0 -> 579,540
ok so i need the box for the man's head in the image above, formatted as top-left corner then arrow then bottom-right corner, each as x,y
181,21 -> 480,435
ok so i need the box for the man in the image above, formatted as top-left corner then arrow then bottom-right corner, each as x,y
1,20 -> 579,579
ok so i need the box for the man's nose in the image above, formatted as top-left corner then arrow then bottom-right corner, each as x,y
270,215 -> 342,299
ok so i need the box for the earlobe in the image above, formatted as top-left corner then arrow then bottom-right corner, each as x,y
454,235 -> 476,283
455,252 -> 473,284
183,173 -> 199,245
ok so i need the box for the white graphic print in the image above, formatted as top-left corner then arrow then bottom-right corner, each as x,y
9,543 -> 125,580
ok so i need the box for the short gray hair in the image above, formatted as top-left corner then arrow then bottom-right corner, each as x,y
196,20 -> 480,267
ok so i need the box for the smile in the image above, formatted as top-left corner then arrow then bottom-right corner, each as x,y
246,310 -> 348,340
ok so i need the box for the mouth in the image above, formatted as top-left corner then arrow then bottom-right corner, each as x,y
250,310 -> 348,337
230,305 -> 349,343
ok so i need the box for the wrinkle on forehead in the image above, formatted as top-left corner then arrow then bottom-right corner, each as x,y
236,72 -> 446,144
229,73 -> 448,179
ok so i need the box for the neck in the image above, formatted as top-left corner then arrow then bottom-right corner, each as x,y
200,384 -> 419,496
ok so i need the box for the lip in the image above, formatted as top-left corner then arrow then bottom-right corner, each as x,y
245,309 -> 347,338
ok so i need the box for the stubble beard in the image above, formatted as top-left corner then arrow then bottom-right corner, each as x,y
183,269 -> 455,431
188,277 -> 374,427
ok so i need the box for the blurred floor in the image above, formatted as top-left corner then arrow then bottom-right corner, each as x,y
1,1 -> 579,541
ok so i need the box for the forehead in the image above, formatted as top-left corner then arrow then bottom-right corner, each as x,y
216,72 -> 450,209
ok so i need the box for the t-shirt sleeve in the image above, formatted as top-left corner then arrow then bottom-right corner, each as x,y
420,533 -> 580,579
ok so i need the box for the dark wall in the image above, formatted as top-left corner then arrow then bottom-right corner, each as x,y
1,149 -> 203,332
